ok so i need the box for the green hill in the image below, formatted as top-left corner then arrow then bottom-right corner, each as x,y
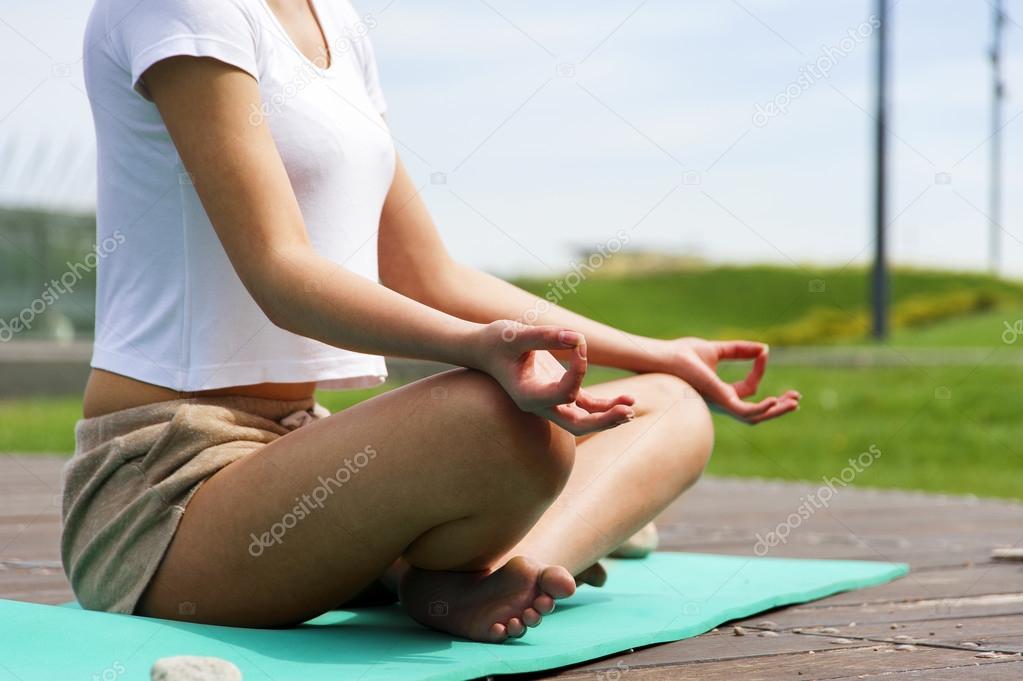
513,264 -> 1023,345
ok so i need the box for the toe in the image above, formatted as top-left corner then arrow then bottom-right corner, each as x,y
533,593 -> 555,615
522,607 -> 542,627
539,565 -> 576,600
488,622 -> 508,643
506,617 -> 526,638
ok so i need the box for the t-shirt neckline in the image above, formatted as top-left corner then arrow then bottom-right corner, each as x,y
259,0 -> 336,74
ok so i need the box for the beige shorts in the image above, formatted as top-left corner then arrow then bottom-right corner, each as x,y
60,395 -> 329,614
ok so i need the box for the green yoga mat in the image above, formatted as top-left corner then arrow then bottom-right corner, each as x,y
1,552 -> 906,681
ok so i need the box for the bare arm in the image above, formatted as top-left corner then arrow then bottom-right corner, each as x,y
380,157 -> 800,424
142,57 -> 633,434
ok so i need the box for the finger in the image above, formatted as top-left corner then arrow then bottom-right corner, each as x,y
548,403 -> 634,436
683,360 -> 775,420
714,340 -> 768,361
525,338 -> 588,408
747,398 -> 800,424
557,335 -> 588,402
575,389 -> 636,413
732,345 -> 769,398
506,324 -> 584,354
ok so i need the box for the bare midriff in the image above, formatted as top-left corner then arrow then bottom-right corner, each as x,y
81,368 -> 317,419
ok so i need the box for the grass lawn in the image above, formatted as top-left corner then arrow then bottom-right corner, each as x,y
3,265 -> 1020,500
886,302 -> 1023,347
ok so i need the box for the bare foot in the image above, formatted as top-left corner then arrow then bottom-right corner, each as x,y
399,555 -> 576,642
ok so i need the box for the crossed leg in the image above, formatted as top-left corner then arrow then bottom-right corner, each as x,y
509,372 -> 713,573
137,369 -> 713,641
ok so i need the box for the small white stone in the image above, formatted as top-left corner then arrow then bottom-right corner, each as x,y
151,656 -> 242,681
829,638 -> 853,644
758,631 -> 780,638
733,626 -> 746,636
894,644 -> 916,652
975,652 -> 1000,659
961,641 -> 980,648
818,627 -> 840,634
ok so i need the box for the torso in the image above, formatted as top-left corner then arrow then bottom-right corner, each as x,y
82,369 -> 317,418
83,0 -> 393,400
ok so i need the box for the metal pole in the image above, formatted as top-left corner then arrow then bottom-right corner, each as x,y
872,0 -> 889,341
989,0 -> 1005,276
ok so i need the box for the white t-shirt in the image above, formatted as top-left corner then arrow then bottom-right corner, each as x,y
83,0 -> 394,391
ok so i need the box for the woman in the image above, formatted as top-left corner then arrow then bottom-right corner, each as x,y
63,0 -> 800,643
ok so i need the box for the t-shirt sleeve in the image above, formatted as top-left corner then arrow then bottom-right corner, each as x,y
118,0 -> 260,100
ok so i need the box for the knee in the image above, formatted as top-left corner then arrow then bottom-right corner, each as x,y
640,373 -> 714,473
445,369 -> 575,500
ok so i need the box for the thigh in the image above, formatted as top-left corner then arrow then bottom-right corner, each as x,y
137,369 -> 571,626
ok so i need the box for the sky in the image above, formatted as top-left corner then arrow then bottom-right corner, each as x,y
1,0 -> 1021,277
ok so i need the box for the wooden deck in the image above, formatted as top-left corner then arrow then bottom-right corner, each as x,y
2,455 -> 1022,679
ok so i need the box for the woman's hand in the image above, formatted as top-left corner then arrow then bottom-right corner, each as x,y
661,337 -> 800,425
473,321 -> 636,436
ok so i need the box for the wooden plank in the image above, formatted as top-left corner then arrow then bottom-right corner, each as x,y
734,593 -> 1023,629
792,614 -> 1023,655
0,569 -> 71,604
552,644 -> 1023,680
0,520 -> 63,562
552,628 -> 876,672
655,536 -> 1014,571
806,564 -> 1023,606
816,613 -> 1023,642
852,662 -> 1023,679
